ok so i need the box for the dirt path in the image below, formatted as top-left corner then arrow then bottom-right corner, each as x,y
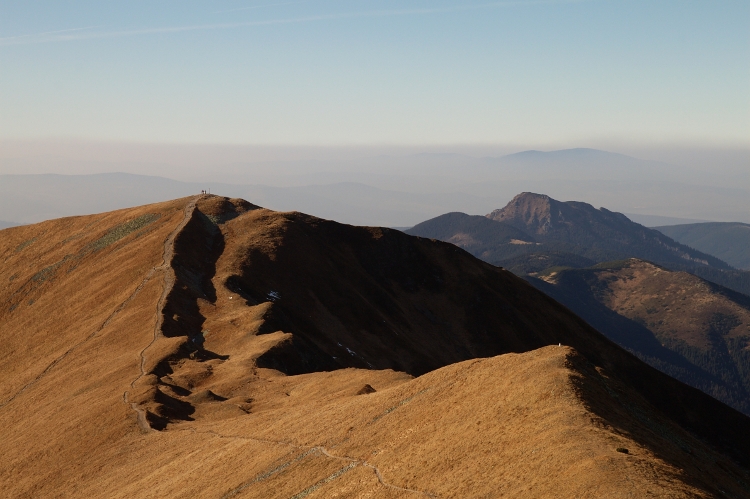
185,426 -> 439,499
316,445 -> 438,498
0,199 -> 200,411
123,195 -> 201,432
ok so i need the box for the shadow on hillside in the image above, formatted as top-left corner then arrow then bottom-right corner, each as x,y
527,276 -> 750,415
565,349 -> 750,498
145,202 -> 233,428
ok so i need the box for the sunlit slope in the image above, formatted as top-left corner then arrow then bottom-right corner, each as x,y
0,197 -> 195,494
0,197 -> 189,402
1,195 -> 749,498
78,347 -> 750,498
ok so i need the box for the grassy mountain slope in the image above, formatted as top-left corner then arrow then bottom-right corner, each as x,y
1,196 -> 749,497
656,222 -> 750,270
529,259 -> 750,415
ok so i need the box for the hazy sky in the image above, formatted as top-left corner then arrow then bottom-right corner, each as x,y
1,0 -> 748,147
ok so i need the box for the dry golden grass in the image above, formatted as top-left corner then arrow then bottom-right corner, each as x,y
1,196 -> 749,498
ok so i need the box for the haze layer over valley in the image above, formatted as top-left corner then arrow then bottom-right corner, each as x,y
2,145 -> 749,227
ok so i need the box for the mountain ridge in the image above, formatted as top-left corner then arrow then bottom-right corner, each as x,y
487,192 -> 731,269
2,195 -> 750,497
407,192 -> 750,297
498,147 -> 636,161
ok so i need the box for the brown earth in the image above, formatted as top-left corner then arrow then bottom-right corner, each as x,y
1,195 -> 750,498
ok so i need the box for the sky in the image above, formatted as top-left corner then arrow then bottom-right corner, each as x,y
1,0 -> 748,147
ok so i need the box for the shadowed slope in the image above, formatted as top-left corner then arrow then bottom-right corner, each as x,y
528,259 -> 750,415
405,211 -> 537,263
197,204 -> 750,468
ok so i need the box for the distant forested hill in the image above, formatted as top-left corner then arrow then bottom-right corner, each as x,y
527,259 -> 750,415
656,222 -> 750,270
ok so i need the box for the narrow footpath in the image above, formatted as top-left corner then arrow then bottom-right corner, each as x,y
123,195 -> 201,432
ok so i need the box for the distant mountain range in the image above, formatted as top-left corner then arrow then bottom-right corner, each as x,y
655,222 -> 750,270
407,191 -> 750,294
401,212 -> 536,262
2,148 -> 749,227
529,259 -> 750,415
408,192 -> 750,297
487,192 -> 731,268
0,172 -> 502,227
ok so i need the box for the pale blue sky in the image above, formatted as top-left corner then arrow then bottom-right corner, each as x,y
0,0 -> 748,146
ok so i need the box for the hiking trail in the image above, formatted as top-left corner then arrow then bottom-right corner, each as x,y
123,195 -> 201,432
181,424 -> 439,498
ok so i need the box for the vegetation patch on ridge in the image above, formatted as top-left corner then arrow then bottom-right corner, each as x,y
85,213 -> 161,252
32,256 -> 72,283
14,237 -> 37,253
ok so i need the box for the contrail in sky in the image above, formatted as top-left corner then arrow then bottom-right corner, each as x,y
0,0 -> 591,47
0,26 -> 100,44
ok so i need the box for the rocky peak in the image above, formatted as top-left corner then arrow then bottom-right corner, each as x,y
487,192 -> 565,234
